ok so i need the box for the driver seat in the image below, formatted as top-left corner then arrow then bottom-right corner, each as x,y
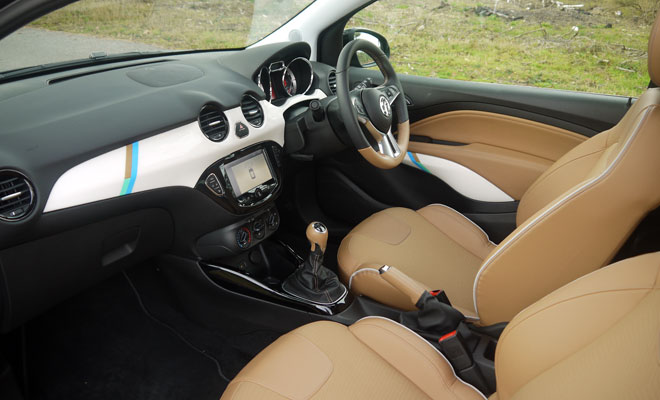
338,13 -> 660,325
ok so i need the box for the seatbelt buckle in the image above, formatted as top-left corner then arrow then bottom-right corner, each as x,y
429,289 -> 451,306
438,330 -> 472,370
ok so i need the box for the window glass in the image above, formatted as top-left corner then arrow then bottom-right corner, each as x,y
347,0 -> 654,96
0,0 -> 314,73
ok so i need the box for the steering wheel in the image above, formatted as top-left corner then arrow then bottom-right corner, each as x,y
336,40 -> 409,169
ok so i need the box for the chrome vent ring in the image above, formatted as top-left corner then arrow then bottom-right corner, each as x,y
241,95 -> 264,127
198,104 -> 229,142
0,170 -> 35,222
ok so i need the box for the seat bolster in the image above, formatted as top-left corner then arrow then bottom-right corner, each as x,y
495,253 -> 660,399
349,317 -> 485,400
417,204 -> 495,259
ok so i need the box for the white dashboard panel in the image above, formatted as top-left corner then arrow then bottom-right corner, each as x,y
44,90 -> 326,212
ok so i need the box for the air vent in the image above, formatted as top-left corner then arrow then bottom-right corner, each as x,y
328,71 -> 337,95
241,95 -> 264,127
198,104 -> 228,142
0,171 -> 35,222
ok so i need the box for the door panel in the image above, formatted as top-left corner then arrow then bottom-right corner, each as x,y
402,152 -> 515,202
312,68 -> 631,242
407,110 -> 586,199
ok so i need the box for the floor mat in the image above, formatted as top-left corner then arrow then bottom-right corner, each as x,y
25,265 -> 279,400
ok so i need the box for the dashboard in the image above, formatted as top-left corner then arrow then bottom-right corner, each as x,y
0,41 -> 335,235
0,41 -> 339,331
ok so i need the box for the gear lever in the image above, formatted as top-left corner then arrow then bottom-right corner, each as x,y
307,222 -> 328,252
281,222 -> 346,305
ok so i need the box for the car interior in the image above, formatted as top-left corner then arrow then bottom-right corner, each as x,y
0,0 -> 659,399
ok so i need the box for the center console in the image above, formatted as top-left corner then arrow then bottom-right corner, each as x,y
196,141 -> 284,214
200,221 -> 349,315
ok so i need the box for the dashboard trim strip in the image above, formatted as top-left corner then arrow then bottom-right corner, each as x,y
120,142 -> 139,196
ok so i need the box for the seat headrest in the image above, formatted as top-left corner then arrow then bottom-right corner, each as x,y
650,11 -> 660,85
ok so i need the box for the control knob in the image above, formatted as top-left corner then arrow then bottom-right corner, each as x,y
236,227 -> 252,249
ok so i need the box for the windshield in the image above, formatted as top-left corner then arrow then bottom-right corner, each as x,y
0,0 -> 315,74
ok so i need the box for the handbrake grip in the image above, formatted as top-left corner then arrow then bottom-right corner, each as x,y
379,265 -> 428,308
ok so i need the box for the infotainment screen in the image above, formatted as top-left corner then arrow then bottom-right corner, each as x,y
225,150 -> 274,197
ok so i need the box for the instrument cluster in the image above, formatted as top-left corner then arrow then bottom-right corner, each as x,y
256,57 -> 314,105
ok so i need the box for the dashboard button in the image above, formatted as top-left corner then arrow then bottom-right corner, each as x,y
236,122 -> 249,138
267,209 -> 280,230
204,173 -> 224,196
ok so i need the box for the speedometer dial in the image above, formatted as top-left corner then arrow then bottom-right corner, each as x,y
282,57 -> 313,97
282,69 -> 297,97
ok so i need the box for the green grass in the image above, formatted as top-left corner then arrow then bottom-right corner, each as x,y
348,0 -> 652,96
29,0 -> 312,50
27,0 -> 653,97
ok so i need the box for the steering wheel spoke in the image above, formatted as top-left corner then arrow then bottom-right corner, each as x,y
350,90 -> 368,121
377,128 -> 401,158
377,85 -> 400,105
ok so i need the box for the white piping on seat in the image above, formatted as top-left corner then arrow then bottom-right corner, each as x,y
353,316 -> 487,399
470,107 -> 654,320
424,203 -> 496,246
348,268 -> 380,290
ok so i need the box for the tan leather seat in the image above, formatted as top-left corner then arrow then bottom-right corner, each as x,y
338,13 -> 660,325
222,253 -> 660,400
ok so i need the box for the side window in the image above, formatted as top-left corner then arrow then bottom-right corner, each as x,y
346,0 -> 655,97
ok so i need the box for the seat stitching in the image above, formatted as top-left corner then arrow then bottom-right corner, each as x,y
280,331 -> 335,399
350,323 -> 449,400
497,287 -> 657,397
353,316 -> 486,399
499,288 -> 653,345
520,146 -> 608,203
419,206 -> 493,259
424,204 -> 494,245
225,380 -> 295,400
429,210 -> 486,246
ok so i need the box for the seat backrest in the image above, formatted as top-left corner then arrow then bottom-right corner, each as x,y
494,252 -> 660,400
473,14 -> 660,325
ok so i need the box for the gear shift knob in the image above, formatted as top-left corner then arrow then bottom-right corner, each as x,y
306,222 -> 328,253
282,220 -> 345,305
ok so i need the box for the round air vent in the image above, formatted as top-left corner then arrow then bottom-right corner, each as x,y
327,70 -> 337,95
198,104 -> 229,142
240,95 -> 264,127
0,170 -> 35,222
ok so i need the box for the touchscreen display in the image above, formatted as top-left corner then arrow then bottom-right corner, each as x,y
225,150 -> 273,197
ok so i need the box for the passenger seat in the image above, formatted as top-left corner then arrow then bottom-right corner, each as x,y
221,252 -> 660,399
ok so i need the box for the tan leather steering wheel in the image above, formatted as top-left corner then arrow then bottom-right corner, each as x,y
335,40 -> 410,169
